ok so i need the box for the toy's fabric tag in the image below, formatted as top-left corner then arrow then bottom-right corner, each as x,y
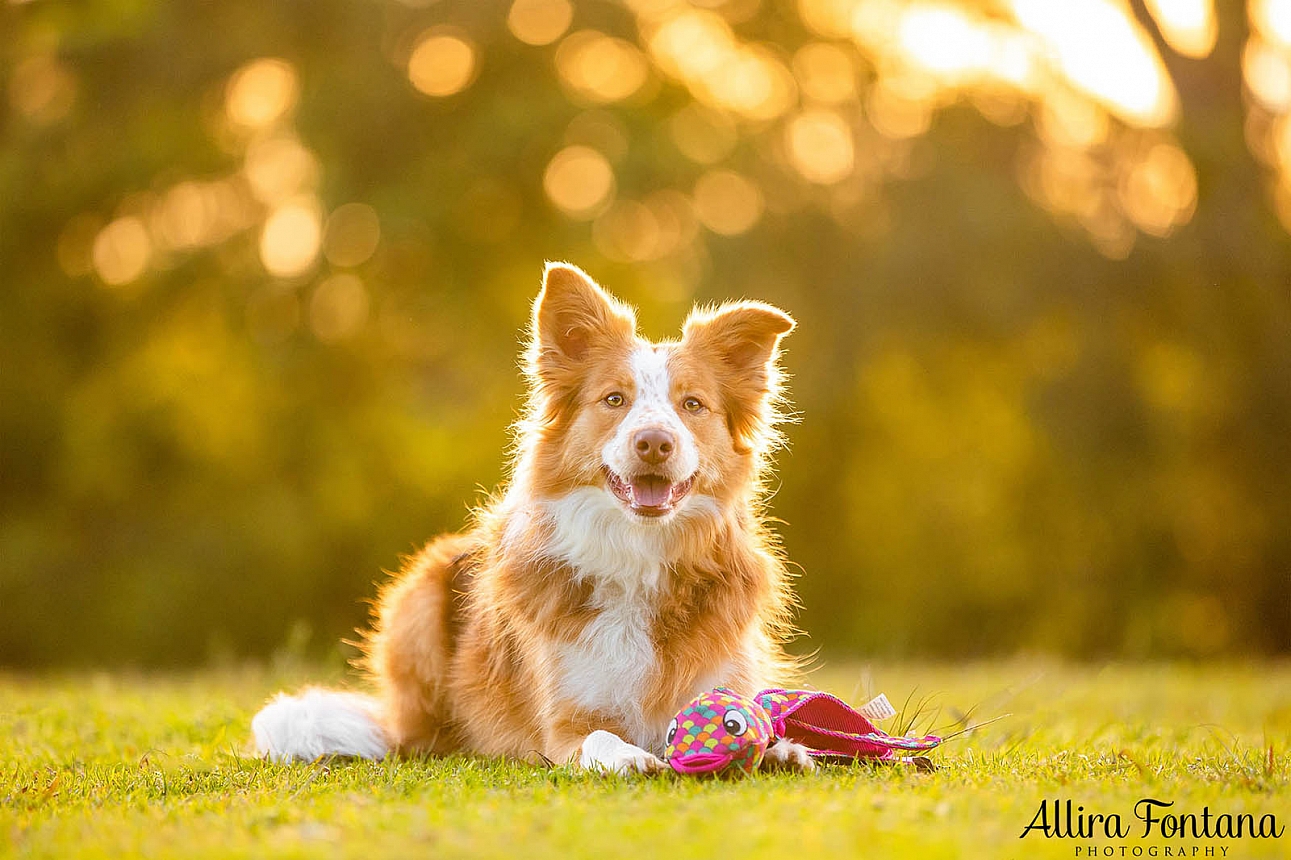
857,693 -> 896,722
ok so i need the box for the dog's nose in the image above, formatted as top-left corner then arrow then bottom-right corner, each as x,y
633,428 -> 675,465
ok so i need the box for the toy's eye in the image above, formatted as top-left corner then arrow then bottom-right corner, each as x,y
723,709 -> 748,737
666,718 -> 678,745
682,397 -> 704,413
604,392 -> 626,408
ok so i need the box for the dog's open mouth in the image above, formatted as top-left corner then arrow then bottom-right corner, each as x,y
604,468 -> 695,518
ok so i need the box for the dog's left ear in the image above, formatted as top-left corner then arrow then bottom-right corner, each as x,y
531,262 -> 636,365
682,301 -> 795,452
525,263 -> 637,418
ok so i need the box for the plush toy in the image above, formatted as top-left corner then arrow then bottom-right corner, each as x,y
665,688 -> 775,775
664,687 -> 943,776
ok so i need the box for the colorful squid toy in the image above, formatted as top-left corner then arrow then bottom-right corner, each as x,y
664,687 -> 943,776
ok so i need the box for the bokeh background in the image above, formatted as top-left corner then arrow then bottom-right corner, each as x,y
3,0 -> 1289,668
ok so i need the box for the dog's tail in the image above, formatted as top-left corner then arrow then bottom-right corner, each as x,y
251,688 -> 389,762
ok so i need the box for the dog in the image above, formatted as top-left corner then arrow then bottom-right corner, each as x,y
252,262 -> 811,773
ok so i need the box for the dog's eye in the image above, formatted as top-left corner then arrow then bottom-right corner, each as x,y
723,709 -> 748,737
682,397 -> 704,413
604,392 -> 625,408
666,718 -> 678,746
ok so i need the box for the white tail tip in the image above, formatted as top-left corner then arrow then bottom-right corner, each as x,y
252,688 -> 389,762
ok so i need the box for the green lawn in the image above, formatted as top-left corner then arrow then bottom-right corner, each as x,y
2,661 -> 1287,859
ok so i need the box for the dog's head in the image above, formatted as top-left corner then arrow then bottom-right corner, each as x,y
518,262 -> 794,522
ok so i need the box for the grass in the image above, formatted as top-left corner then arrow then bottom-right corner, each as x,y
2,660 -> 1288,859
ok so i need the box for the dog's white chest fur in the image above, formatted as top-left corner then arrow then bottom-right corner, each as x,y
561,592 -> 656,745
542,488 -> 670,747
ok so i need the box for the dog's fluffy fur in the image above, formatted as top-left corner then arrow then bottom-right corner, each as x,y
253,263 -> 805,773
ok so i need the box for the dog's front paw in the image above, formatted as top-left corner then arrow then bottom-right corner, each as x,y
606,748 -> 668,775
579,730 -> 667,775
761,738 -> 816,772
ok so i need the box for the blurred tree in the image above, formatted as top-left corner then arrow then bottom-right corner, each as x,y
1,0 -> 1288,666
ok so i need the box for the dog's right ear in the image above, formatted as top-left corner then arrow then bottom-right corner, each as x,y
527,262 -> 636,387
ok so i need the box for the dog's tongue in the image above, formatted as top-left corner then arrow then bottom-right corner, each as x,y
631,475 -> 672,508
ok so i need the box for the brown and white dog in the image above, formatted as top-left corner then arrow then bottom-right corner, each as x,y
252,262 -> 810,773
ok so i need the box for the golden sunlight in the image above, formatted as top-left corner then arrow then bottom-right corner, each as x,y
1037,90 -> 1110,150
798,0 -> 861,38
225,58 -> 298,130
555,31 -> 651,103
507,0 -> 573,46
408,29 -> 477,97
897,4 -> 994,83
867,79 -> 933,139
1244,38 -> 1291,111
243,135 -> 319,204
1252,0 -> 1291,50
1143,0 -> 1217,58
693,169 -> 763,235
711,46 -> 798,121
153,182 -> 215,251
593,200 -> 663,262
1118,141 -> 1197,236
648,8 -> 734,82
1010,0 -> 1177,127
543,146 -> 616,218
92,216 -> 152,286
646,9 -> 796,120
145,181 -> 249,256
646,190 -> 698,251
260,200 -> 322,278
151,181 -> 233,252
793,42 -> 858,104
310,273 -> 370,342
786,108 -> 856,184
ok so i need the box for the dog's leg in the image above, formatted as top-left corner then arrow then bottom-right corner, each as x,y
362,534 -> 471,754
579,730 -> 668,775
761,738 -> 816,772
543,710 -> 665,775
